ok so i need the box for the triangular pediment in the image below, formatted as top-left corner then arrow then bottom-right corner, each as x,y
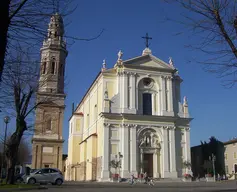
123,54 -> 175,71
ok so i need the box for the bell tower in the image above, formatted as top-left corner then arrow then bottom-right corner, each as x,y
31,13 -> 68,170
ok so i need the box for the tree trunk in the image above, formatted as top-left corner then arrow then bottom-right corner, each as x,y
6,117 -> 26,184
0,0 -> 10,80
6,148 -> 18,184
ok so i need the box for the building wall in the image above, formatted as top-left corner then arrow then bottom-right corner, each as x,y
224,142 -> 237,174
66,77 -> 104,180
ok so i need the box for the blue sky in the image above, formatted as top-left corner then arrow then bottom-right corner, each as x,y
62,0 -> 237,153
1,0 -> 236,154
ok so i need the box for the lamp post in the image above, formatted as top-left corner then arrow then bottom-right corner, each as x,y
1,116 -> 10,179
209,153 -> 216,182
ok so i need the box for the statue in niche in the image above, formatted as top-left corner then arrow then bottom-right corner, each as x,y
145,135 -> 151,147
139,137 -> 146,147
139,131 -> 161,148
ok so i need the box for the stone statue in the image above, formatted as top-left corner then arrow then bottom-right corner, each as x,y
169,57 -> 174,66
183,96 -> 188,104
117,50 -> 123,60
102,59 -> 106,69
104,90 -> 108,99
139,137 -> 145,147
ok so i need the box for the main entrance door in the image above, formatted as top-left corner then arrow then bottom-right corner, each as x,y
143,154 -> 153,177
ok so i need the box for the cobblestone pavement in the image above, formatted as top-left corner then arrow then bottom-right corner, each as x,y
18,180 -> 237,192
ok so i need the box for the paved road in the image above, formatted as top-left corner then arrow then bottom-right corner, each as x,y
20,180 -> 237,192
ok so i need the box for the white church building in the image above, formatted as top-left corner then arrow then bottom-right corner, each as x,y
66,42 -> 193,181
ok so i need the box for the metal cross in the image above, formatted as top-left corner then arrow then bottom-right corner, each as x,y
142,33 -> 152,48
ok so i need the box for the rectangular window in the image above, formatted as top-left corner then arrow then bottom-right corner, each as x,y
143,93 -> 152,115
234,152 -> 236,159
111,144 -> 118,155
225,153 -> 228,160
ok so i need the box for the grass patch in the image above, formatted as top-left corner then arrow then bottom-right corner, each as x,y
0,184 -> 36,189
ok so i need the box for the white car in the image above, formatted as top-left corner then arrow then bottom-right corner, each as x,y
23,168 -> 64,185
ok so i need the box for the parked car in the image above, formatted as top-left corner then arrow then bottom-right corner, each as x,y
23,168 -> 64,185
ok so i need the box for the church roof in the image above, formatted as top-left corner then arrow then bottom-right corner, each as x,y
123,53 -> 176,72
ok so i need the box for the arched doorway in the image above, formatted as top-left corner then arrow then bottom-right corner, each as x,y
138,128 -> 161,178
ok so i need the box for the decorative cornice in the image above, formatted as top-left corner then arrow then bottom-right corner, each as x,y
161,75 -> 172,80
103,123 -> 111,128
162,126 -> 176,130
185,127 -> 190,131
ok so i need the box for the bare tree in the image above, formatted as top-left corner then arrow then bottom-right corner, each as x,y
1,0 -> 103,80
0,47 -> 54,184
163,0 -> 237,86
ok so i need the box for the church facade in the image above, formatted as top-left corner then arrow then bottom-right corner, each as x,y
65,47 -> 192,181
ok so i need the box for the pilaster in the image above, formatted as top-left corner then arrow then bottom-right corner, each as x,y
121,124 -> 129,178
158,90 -> 162,115
163,127 -> 170,177
184,127 -> 191,161
122,72 -> 129,113
130,125 -> 137,176
169,127 -> 177,178
129,72 -> 136,113
161,76 -> 167,114
152,93 -> 156,115
101,123 -> 110,181
167,77 -> 174,116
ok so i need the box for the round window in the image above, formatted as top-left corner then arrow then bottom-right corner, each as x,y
143,78 -> 152,86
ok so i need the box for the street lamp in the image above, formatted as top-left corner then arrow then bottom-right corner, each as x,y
1,116 -> 10,179
209,153 -> 216,182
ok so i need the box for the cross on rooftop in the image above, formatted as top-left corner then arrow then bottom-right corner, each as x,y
142,33 -> 152,48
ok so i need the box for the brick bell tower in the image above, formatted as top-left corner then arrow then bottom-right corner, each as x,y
31,13 -> 68,170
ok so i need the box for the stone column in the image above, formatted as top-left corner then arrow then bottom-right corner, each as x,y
122,72 -> 128,112
169,127 -> 177,178
38,145 -> 43,168
158,90 -> 162,115
163,127 -> 170,177
153,149 -> 160,178
185,127 -> 191,161
161,76 -> 167,114
140,149 -> 144,173
101,123 -> 110,180
130,73 -> 136,112
121,124 -> 129,178
130,125 -> 137,176
152,93 -> 156,115
167,77 -> 174,115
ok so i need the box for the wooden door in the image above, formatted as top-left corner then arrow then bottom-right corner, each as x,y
143,154 -> 153,177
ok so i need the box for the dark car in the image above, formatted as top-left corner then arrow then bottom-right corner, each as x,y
15,173 -> 25,183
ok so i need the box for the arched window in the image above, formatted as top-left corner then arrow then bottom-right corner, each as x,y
41,60 -> 46,74
51,59 -> 56,74
143,93 -> 152,115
